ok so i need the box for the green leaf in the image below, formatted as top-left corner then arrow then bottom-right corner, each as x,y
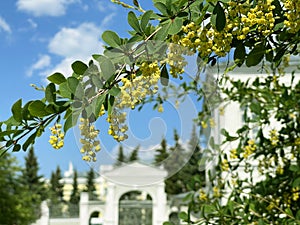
11,99 -> 22,123
59,82 -> 72,99
94,94 -> 106,118
22,132 -> 36,151
178,212 -> 188,221
154,2 -> 168,15
289,165 -> 299,172
67,77 -> 79,94
45,83 -> 56,103
246,44 -> 265,67
97,55 -> 116,80
47,73 -> 66,84
128,11 -> 141,33
212,2 -> 226,31
133,0 -> 139,7
285,208 -> 293,217
71,61 -> 88,75
28,100 -> 50,117
64,111 -> 79,133
108,86 -> 121,96
141,10 -> 153,32
160,64 -> 169,86
234,42 -> 246,66
168,17 -> 183,35
155,23 -> 170,40
102,30 -> 122,48
12,144 -> 21,152
293,177 -> 300,188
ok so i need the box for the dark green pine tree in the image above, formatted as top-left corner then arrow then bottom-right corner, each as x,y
49,166 -> 64,217
164,129 -> 187,195
154,138 -> 169,166
128,145 -> 140,162
22,146 -> 47,201
69,169 -> 80,216
180,125 -> 206,191
85,168 -> 98,200
0,153 -> 40,225
115,145 -> 126,166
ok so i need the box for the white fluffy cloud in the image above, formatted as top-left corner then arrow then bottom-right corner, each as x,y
0,17 -> 12,33
27,54 -> 51,77
16,0 -> 79,17
41,22 -> 103,77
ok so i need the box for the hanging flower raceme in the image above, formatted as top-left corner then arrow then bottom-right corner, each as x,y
49,123 -> 64,150
79,118 -> 101,162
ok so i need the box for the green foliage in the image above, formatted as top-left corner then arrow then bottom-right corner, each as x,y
49,166 -> 64,217
69,170 -> 80,216
85,168 -> 98,200
0,153 -> 40,224
1,0 -> 300,223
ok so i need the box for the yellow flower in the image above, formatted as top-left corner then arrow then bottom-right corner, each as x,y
49,123 -> 64,150
157,104 -> 164,113
199,189 -> 208,201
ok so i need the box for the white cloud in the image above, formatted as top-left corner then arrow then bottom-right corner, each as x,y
96,1 -> 117,12
27,54 -> 51,77
0,17 -> 12,34
48,23 -> 102,58
27,19 -> 37,29
16,0 -> 79,17
41,22 -> 103,78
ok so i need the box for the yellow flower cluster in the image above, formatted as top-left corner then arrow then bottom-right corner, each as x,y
284,0 -> 300,33
243,139 -> 256,158
230,148 -> 238,159
117,62 -> 160,109
221,159 -> 229,171
213,186 -> 221,198
79,118 -> 101,162
157,104 -> 164,113
199,189 -> 208,201
106,62 -> 161,142
107,111 -> 128,142
166,41 -> 188,78
49,123 -> 64,149
177,0 -> 276,59
229,0 -> 276,39
292,187 -> 299,201
179,22 -> 232,58
269,129 -> 279,146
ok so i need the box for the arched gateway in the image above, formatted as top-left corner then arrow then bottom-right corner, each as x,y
80,162 -> 168,225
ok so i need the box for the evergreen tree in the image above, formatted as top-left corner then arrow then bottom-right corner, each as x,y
22,147 -> 47,204
128,145 -> 139,162
164,129 -> 187,195
180,125 -> 205,191
0,153 -> 39,224
115,145 -> 126,166
154,138 -> 169,166
49,166 -> 64,217
69,169 -> 80,216
85,168 -> 97,200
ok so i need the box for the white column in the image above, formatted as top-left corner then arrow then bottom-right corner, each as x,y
80,192 -> 89,225
39,201 -> 49,225
103,182 -> 116,225
155,183 -> 168,224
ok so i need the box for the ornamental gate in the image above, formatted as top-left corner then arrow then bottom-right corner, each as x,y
118,191 -> 153,225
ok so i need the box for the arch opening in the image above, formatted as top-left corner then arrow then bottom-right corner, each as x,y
118,191 -> 153,225
89,211 -> 103,225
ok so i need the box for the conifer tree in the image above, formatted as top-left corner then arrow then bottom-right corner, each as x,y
115,145 -> 126,166
0,153 -> 39,224
22,146 -> 47,202
69,169 -> 80,216
154,138 -> 169,166
128,145 -> 139,162
49,166 -> 64,217
85,168 -> 97,200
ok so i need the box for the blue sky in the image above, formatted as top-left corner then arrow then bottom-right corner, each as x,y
0,0 -> 200,177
